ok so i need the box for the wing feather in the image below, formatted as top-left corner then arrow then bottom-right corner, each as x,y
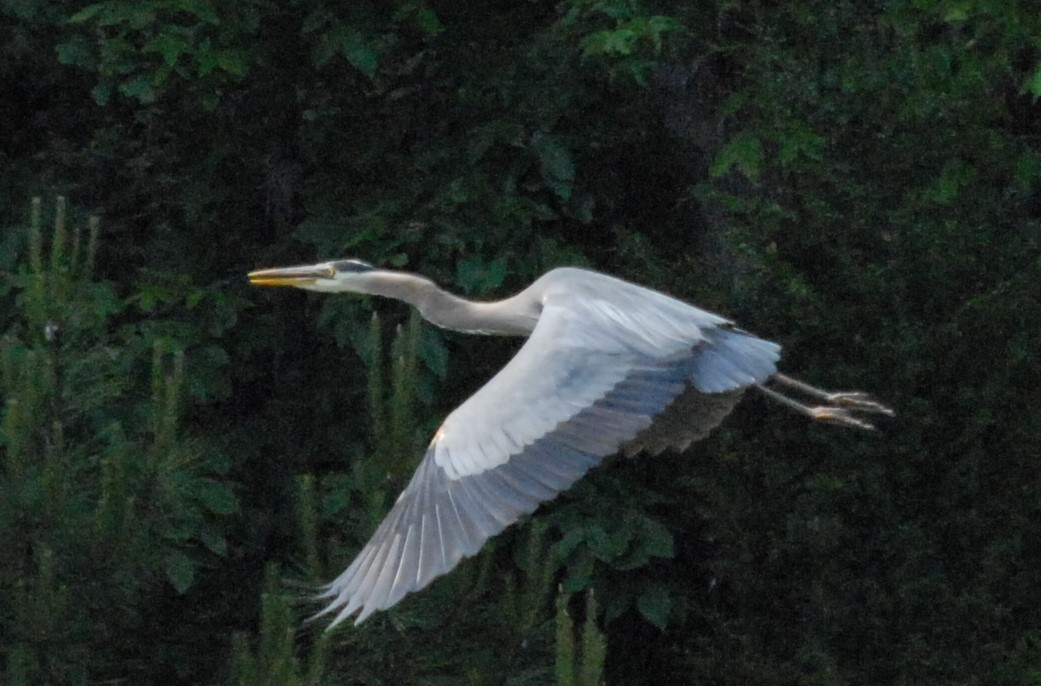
462,470 -> 527,524
343,530 -> 396,618
442,480 -> 481,553
322,273 -> 781,626
494,461 -> 559,501
429,503 -> 450,571
367,533 -> 403,615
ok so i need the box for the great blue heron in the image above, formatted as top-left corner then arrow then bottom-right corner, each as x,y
248,260 -> 892,626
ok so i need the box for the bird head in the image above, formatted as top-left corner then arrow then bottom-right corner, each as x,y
248,259 -> 376,293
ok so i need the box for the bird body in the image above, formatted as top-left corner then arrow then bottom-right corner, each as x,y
425,268 -> 777,477
248,260 -> 891,626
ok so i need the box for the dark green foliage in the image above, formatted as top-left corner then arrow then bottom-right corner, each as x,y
557,590 -> 607,686
229,563 -> 331,686
0,199 -> 236,682
2,0 -> 1041,683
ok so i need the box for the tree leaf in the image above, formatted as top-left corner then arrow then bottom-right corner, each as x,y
636,584 -> 672,630
456,256 -> 506,295
779,124 -> 825,165
635,515 -> 675,560
175,0 -> 220,24
68,4 -> 106,23
342,29 -> 379,78
532,132 -> 575,201
1023,64 -> 1041,102
581,29 -> 636,57
165,550 -> 196,594
56,38 -> 92,67
118,74 -> 156,103
415,7 -> 443,36
420,329 -> 449,379
711,131 -> 763,181
90,83 -> 112,106
215,50 -> 249,77
144,32 -> 187,67
195,478 -> 236,515
199,525 -> 228,556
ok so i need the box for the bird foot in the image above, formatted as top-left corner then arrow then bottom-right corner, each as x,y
757,375 -> 895,431
808,405 -> 878,431
822,392 -> 896,417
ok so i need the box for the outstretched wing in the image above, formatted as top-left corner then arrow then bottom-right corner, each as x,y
319,272 -> 780,626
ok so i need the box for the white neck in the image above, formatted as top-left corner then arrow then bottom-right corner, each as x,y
353,272 -> 540,336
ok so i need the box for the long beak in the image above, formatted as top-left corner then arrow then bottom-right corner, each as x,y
248,264 -> 330,287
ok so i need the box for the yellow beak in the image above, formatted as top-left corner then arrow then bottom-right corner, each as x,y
248,265 -> 331,287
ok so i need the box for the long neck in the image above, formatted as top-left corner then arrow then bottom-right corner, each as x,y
358,272 -> 539,335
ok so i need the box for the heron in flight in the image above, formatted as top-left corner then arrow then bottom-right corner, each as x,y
249,260 -> 892,626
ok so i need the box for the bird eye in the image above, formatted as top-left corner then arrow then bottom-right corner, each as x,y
325,267 -> 336,278
331,259 -> 374,273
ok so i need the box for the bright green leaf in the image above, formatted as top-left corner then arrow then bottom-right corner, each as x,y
711,131 -> 763,181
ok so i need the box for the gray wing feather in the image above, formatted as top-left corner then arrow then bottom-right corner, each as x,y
321,278 -> 781,626
622,388 -> 743,456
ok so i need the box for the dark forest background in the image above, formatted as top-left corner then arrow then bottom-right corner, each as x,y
2,0 -> 1040,684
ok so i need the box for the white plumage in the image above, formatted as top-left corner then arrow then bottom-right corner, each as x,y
247,262 -> 892,626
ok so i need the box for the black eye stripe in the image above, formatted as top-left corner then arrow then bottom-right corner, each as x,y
332,259 -> 374,273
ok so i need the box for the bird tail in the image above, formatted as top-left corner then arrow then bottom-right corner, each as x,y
689,328 -> 780,394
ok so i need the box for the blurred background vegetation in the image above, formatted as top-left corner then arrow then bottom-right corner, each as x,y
2,0 -> 1040,683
